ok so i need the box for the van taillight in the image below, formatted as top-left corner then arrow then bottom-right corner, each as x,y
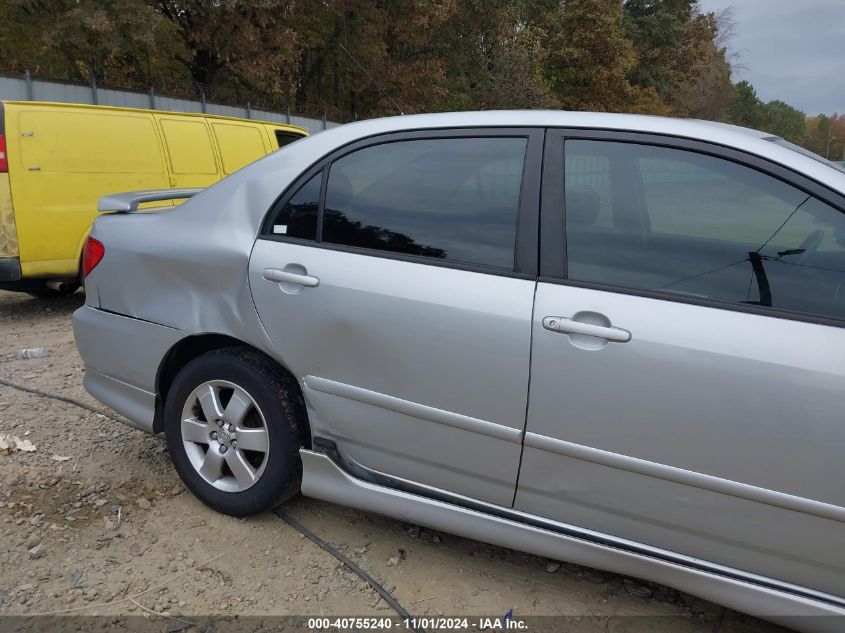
0,134 -> 7,173
82,237 -> 105,277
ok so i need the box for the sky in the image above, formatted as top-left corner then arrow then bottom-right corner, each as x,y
697,0 -> 845,116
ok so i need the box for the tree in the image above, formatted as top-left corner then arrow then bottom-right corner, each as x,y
762,100 -> 806,145
728,80 -> 765,129
622,1 -> 733,119
0,0 -> 181,88
624,0 -> 695,99
432,0 -> 554,111
806,114 -> 845,161
153,1 -> 301,103
543,0 -> 638,112
0,0 -> 810,127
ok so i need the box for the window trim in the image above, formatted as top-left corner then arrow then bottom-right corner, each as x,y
259,128 -> 543,278
542,128 -> 845,328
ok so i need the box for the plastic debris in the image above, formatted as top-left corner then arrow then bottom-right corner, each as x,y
0,433 -> 36,454
18,347 -> 49,359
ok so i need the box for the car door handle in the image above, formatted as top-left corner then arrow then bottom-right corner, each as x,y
542,316 -> 631,343
262,268 -> 320,287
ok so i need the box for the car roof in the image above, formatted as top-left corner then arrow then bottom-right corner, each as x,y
322,110 -> 772,142
290,110 -> 844,195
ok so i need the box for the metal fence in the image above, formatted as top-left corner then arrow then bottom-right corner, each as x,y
0,72 -> 340,135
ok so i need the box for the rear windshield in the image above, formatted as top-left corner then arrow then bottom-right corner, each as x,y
768,137 -> 845,174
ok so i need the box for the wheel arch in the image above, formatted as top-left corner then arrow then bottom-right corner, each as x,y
153,333 -> 311,448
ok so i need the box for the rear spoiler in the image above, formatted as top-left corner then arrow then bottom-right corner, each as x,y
97,188 -> 203,213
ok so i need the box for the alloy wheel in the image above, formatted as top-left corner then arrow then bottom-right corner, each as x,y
180,380 -> 270,492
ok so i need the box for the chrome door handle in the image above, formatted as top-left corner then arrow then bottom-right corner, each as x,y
262,268 -> 320,287
542,316 -> 631,343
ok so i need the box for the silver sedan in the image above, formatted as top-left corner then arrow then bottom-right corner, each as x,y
73,111 -> 845,632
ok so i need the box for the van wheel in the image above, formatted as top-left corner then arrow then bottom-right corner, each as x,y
164,348 -> 305,516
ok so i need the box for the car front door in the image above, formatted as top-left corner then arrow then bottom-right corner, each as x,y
515,130 -> 845,597
250,129 -> 542,506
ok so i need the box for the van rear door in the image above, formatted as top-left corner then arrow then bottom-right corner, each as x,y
8,104 -> 169,278
209,121 -> 270,175
156,116 -> 221,188
0,102 -> 21,282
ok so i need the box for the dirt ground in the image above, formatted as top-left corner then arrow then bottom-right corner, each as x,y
0,289 -> 786,632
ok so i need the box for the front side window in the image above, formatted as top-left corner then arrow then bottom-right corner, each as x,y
322,137 -> 527,269
564,140 -> 845,320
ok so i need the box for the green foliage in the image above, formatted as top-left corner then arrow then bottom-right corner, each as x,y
728,80 -> 765,129
0,0 -> 181,85
0,0 -> 816,150
806,114 -> 845,161
543,0 -> 637,112
762,100 -> 807,145
624,0 -> 696,98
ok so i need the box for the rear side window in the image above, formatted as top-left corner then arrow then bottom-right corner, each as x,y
212,123 -> 267,174
564,140 -> 845,321
267,172 -> 321,240
159,118 -> 217,175
275,131 -> 304,148
322,137 -> 527,268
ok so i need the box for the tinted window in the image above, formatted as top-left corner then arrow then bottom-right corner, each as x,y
565,140 -> 845,320
275,130 -> 304,148
267,172 -> 321,240
323,137 -> 527,268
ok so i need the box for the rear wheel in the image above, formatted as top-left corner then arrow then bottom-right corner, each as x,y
164,348 -> 305,516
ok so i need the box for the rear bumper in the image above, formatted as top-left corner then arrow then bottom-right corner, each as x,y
0,257 -> 20,281
84,369 -> 158,433
73,305 -> 184,433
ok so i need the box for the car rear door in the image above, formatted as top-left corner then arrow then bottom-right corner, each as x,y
249,129 -> 542,506
516,130 -> 845,597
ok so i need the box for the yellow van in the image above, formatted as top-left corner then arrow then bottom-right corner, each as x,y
0,101 -> 307,296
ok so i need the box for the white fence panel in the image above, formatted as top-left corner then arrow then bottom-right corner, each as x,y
97,87 -> 150,109
0,76 -> 27,100
33,80 -> 93,105
0,74 -> 337,133
153,95 -> 204,113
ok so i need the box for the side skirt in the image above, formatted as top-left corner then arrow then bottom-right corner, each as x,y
299,449 -> 845,633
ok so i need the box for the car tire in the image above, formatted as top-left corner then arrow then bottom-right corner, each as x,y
164,347 -> 305,517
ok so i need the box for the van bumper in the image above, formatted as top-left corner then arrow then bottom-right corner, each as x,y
0,257 -> 21,281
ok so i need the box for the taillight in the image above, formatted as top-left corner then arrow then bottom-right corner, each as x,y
0,134 -> 7,173
82,237 -> 105,277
